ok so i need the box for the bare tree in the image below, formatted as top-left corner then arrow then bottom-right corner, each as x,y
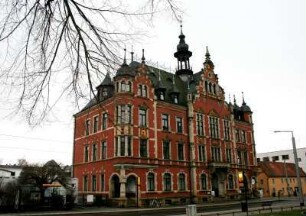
18,160 -> 69,205
0,0 -> 181,125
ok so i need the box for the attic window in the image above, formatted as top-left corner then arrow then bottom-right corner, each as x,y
174,95 -> 178,104
160,92 -> 165,100
102,88 -> 108,97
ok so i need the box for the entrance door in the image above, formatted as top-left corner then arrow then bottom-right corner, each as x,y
111,175 -> 120,198
126,176 -> 137,198
212,173 -> 219,197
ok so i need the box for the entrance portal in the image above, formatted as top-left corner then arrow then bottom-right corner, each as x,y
212,173 -> 219,197
126,176 -> 137,198
111,175 -> 120,198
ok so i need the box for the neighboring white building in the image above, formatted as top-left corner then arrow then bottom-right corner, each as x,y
0,165 -> 22,185
257,147 -> 306,172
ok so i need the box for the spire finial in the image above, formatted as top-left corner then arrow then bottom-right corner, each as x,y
123,47 -> 127,65
229,93 -> 232,104
131,45 -> 134,62
141,49 -> 145,64
242,91 -> 246,105
233,94 -> 237,105
205,46 -> 210,59
158,62 -> 161,81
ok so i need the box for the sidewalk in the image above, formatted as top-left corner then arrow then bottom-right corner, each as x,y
0,197 -> 300,216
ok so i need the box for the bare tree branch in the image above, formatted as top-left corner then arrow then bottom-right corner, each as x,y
0,0 -> 182,125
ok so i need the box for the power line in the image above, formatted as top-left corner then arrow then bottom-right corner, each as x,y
0,133 -> 70,143
0,145 -> 70,153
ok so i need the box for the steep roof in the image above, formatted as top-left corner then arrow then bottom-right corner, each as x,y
259,161 -> 306,177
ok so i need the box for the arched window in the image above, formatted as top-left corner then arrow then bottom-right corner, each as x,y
205,81 -> 208,92
213,84 -> 216,94
163,173 -> 171,191
200,173 -> 207,190
147,173 -> 155,191
209,83 -> 212,93
178,173 -> 186,191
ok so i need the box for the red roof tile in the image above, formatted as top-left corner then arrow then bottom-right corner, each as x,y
259,161 -> 306,177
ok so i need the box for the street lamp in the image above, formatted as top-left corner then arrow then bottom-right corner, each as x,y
274,130 -> 304,206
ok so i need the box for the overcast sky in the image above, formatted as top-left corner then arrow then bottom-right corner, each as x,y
0,0 -> 305,165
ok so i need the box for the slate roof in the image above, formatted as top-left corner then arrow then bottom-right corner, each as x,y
259,161 -> 306,177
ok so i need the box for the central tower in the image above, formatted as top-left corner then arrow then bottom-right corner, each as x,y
174,25 -> 193,82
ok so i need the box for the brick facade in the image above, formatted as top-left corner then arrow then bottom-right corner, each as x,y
72,29 -> 257,207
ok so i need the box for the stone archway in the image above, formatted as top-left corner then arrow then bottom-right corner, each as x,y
212,173 -> 219,197
110,175 -> 120,198
126,175 -> 137,198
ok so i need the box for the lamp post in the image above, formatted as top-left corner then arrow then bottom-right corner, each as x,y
238,157 -> 248,215
274,130 -> 304,206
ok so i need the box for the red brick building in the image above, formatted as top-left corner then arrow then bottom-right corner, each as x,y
72,28 -> 257,206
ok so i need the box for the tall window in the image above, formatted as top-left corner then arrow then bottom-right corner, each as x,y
93,116 -> 99,133
178,173 -> 186,191
92,175 -> 97,191
140,139 -> 147,157
196,113 -> 204,136
117,105 -> 131,124
200,174 -> 207,190
178,143 -> 184,160
173,95 -> 178,104
116,136 -> 132,156
228,175 -> 234,189
85,119 -> 90,135
162,114 -> 169,131
147,173 -> 155,191
84,145 -> 89,162
163,141 -> 170,160
139,108 -> 147,127
211,147 -> 221,162
163,173 -> 171,191
176,117 -> 183,133
102,113 -> 108,130
226,148 -> 232,163
138,85 -> 147,97
101,141 -> 107,159
235,129 -> 240,142
100,174 -> 105,191
241,130 -> 246,143
92,144 -> 97,161
199,145 -> 206,162
83,175 -> 88,191
209,116 -> 219,138
224,120 -> 230,141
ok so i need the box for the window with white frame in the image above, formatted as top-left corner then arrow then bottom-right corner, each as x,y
147,173 -> 155,191
178,173 -> 186,191
176,117 -> 183,133
102,113 -> 108,130
224,120 -> 230,141
92,175 -> 97,191
211,146 -> 221,162
85,119 -> 90,135
83,175 -> 88,191
139,108 -> 147,127
138,84 -> 147,97
235,129 -> 241,142
199,145 -> 206,162
228,174 -> 234,189
115,136 -> 132,156
93,116 -> 99,133
100,174 -> 105,191
209,116 -> 219,138
241,130 -> 246,143
196,113 -> 204,136
163,173 -> 171,191
92,144 -> 97,161
178,142 -> 184,160
84,145 -> 89,162
162,114 -> 169,131
226,148 -> 232,163
140,139 -> 147,158
163,141 -> 170,160
200,174 -> 207,190
101,141 -> 107,159
119,81 -> 131,92
116,105 -> 131,124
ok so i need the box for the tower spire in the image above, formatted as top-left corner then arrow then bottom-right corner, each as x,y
141,49 -> 145,64
123,47 -> 127,65
204,46 -> 214,69
130,45 -> 134,62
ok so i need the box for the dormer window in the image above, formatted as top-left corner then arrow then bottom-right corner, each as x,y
102,88 -> 108,97
160,92 -> 164,100
174,95 -> 178,104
